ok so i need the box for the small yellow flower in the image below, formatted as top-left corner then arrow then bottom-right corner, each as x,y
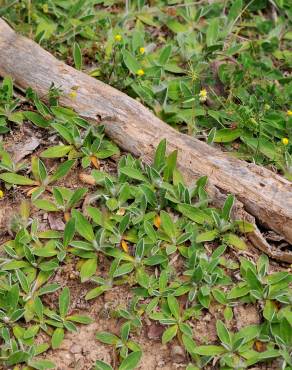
69,90 -> 77,99
264,104 -> 270,111
287,110 -> 292,116
137,69 -> 145,76
42,3 -> 48,13
121,240 -> 129,253
0,190 -> 4,199
154,215 -> 161,229
199,88 -> 208,102
139,47 -> 145,55
114,34 -> 122,42
282,137 -> 289,146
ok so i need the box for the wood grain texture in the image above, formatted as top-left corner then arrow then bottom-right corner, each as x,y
0,18 -> 291,261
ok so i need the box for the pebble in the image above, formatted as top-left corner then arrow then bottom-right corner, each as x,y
70,344 -> 82,354
170,345 -> 185,363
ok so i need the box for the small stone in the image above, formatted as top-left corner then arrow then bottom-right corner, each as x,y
70,344 -> 82,354
48,213 -> 65,231
203,313 -> 211,321
147,323 -> 164,340
170,345 -> 185,363
79,173 -> 95,185
64,352 -> 72,360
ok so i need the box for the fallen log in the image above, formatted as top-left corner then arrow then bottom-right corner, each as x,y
0,18 -> 291,262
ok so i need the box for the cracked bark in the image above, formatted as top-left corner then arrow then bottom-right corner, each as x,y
0,18 -> 291,262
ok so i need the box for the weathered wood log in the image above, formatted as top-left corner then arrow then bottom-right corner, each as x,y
0,18 -> 291,262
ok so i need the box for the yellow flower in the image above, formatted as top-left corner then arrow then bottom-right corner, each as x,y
199,88 -> 208,102
114,34 -> 122,42
42,3 -> 48,13
287,110 -> 292,116
69,90 -> 77,99
137,69 -> 145,76
121,240 -> 129,253
0,190 -> 4,199
154,215 -> 161,229
282,137 -> 289,146
139,47 -> 145,54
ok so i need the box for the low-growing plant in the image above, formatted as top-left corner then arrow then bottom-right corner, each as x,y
96,322 -> 142,368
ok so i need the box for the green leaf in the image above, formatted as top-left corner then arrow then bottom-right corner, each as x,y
63,320 -> 77,332
38,158 -> 48,183
163,150 -> 177,182
223,233 -> 247,250
2,76 -> 13,98
167,295 -> 180,321
113,263 -> 134,278
122,50 -> 141,74
212,288 -> 227,305
153,139 -> 166,170
96,331 -> 119,345
245,268 -> 263,291
16,269 -> 30,294
59,287 -> 70,318
234,220 -> 254,233
85,285 -> 109,300
24,111 -> 50,128
33,199 -> 58,212
144,254 -> 168,266
67,315 -> 93,324
7,284 -> 20,309
9,112 -> 23,124
67,188 -> 87,209
3,260 -> 30,270
95,360 -> 114,370
162,324 -> 178,344
49,160 -> 75,184
160,211 -> 176,240
192,345 -> 226,356
178,204 -> 212,224
0,172 -> 36,185
227,284 -> 250,299
214,128 -> 242,143
166,19 -> 189,33
228,0 -> 242,22
73,42 -> 82,70
6,351 -> 30,366
242,136 -> 279,161
38,230 -> 62,239
182,334 -> 197,356
80,258 -> 97,282
263,300 -> 276,322
87,206 -> 104,226
196,230 -> 218,243
51,123 -> 74,144
119,351 -> 142,370
72,210 -> 95,241
41,145 -> 72,158
246,350 -> 280,366
158,45 -> 172,65
52,328 -> 64,349
206,18 -> 220,47
216,320 -> 232,350
63,218 -> 75,247
222,194 -> 234,220
28,359 -> 55,369
120,166 -> 147,182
